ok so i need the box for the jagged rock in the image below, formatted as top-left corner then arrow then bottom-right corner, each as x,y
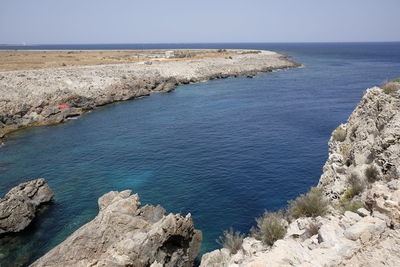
0,178 -> 53,234
31,190 -> 202,267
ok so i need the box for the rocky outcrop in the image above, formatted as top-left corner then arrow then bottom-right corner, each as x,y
0,50 -> 299,140
31,190 -> 202,267
0,178 -> 53,234
200,85 -> 400,266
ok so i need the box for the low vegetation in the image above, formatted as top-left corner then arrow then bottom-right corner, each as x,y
304,222 -> 320,238
174,52 -> 196,58
340,143 -> 352,166
365,165 -> 379,183
251,211 -> 287,246
332,126 -> 347,142
342,200 -> 364,213
342,173 -> 365,201
288,187 -> 328,218
216,228 -> 245,254
240,50 -> 262,54
381,78 -> 400,96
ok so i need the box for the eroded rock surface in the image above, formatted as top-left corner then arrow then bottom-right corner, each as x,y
200,86 -> 400,266
0,178 -> 53,234
31,190 -> 202,267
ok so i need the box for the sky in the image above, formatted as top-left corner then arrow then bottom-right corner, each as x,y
0,0 -> 399,44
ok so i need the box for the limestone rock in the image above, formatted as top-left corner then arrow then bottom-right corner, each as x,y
0,178 -> 53,234
31,190 -> 202,267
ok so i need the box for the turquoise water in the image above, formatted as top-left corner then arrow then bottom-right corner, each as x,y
1,43 -> 400,265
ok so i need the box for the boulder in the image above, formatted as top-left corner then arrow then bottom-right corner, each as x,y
344,216 -> 386,241
0,178 -> 53,234
31,190 -> 202,267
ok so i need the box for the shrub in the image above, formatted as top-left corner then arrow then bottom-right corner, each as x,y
342,187 -> 355,202
288,187 -> 329,218
365,165 -> 379,183
332,126 -> 347,142
251,211 -> 287,246
241,50 -> 262,54
174,52 -> 195,58
216,228 -> 245,254
340,143 -> 352,166
342,200 -> 364,213
382,82 -> 400,95
304,222 -> 320,238
342,173 -> 365,202
393,78 -> 400,83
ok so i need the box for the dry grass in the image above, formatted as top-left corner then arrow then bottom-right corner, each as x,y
216,228 -> 245,254
365,165 -> 380,183
342,200 -> 364,213
381,80 -> 400,96
332,126 -> 347,142
288,187 -> 329,218
342,173 -> 365,202
0,49 -> 239,71
251,211 -> 287,246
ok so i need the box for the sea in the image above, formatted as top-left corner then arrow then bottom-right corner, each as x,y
0,42 -> 400,265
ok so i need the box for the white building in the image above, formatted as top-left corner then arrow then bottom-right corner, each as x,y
165,51 -> 174,58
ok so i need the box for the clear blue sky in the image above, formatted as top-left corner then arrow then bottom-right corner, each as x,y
1,0 -> 399,44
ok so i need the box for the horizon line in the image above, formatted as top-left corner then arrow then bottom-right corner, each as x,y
1,41 -> 400,46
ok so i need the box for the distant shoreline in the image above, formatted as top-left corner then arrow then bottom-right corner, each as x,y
0,49 -> 300,141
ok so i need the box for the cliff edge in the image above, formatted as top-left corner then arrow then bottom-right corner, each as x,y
201,82 -> 400,266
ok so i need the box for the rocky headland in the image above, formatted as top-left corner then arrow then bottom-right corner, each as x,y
0,178 -> 53,234
200,81 -> 400,266
31,190 -> 202,267
0,49 -> 299,140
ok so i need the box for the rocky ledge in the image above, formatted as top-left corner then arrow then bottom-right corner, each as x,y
0,50 -> 299,140
0,178 -> 53,234
200,82 -> 400,266
31,190 -> 202,267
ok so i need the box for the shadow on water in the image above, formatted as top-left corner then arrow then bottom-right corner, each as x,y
0,203 -> 54,266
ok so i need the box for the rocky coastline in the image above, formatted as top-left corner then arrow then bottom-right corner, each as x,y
0,50 -> 299,141
31,190 -> 202,267
200,82 -> 400,266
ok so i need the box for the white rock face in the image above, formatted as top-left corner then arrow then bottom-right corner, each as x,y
200,86 -> 400,266
31,190 -> 202,267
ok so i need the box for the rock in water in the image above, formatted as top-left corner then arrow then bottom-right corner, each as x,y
31,190 -> 202,267
0,178 -> 53,234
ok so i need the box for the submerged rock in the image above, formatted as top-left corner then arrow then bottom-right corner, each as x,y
0,178 -> 53,234
31,190 -> 202,267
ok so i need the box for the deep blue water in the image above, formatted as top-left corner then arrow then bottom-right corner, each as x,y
0,43 -> 400,265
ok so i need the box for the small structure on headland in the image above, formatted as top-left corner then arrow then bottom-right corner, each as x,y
165,50 -> 174,58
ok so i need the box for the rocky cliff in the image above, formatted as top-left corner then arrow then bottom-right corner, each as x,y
200,84 -> 400,266
0,178 -> 53,234
0,50 -> 298,140
31,190 -> 202,267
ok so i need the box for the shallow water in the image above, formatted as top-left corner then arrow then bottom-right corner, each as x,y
1,43 -> 400,265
